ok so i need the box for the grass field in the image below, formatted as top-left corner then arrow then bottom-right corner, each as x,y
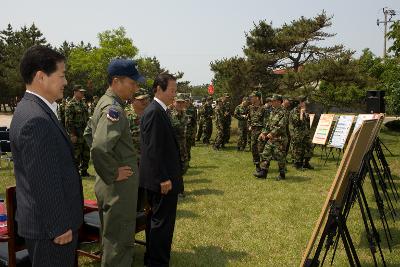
0,125 -> 399,266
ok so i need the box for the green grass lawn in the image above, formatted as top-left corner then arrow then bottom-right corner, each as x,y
1,126 -> 399,266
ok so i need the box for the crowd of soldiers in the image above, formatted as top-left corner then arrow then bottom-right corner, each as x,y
194,91 -> 314,181
57,85 -> 314,183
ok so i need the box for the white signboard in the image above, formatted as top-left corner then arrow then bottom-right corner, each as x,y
312,114 -> 335,145
328,115 -> 355,149
354,114 -> 380,131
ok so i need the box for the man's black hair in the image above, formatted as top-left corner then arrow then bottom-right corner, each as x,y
20,45 -> 66,85
152,73 -> 176,93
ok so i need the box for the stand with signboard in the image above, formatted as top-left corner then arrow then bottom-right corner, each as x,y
325,115 -> 355,165
312,114 -> 336,163
301,116 -> 397,267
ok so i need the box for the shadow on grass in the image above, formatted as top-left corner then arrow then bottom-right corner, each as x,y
185,169 -> 205,176
184,178 -> 212,184
188,188 -> 224,197
177,209 -> 200,219
172,245 -> 248,266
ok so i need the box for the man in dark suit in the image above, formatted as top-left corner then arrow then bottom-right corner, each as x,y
10,45 -> 83,267
140,73 -> 183,267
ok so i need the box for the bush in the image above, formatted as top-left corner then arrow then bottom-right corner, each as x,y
384,119 -> 400,132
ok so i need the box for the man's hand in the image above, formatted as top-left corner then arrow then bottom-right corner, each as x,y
53,229 -> 72,245
160,180 -> 172,195
116,166 -> 133,182
70,135 -> 77,144
267,133 -> 273,140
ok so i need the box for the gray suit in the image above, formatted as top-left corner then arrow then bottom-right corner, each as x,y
10,92 -> 83,266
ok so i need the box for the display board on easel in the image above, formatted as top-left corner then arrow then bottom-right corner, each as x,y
354,113 -> 381,131
300,118 -> 380,267
312,114 -> 335,145
328,115 -> 355,149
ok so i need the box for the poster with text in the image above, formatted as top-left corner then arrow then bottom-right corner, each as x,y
312,114 -> 335,145
329,115 -> 355,149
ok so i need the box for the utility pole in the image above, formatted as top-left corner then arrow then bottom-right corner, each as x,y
377,7 -> 396,58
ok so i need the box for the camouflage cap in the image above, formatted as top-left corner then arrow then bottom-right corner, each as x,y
223,93 -> 231,98
133,88 -> 149,100
73,84 -> 86,92
175,93 -> 186,102
250,90 -> 262,98
271,94 -> 282,101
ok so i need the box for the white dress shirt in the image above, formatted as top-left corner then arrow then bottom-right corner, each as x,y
26,90 -> 59,118
154,97 -> 167,111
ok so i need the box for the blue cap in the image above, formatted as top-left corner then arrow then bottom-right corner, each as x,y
107,59 -> 145,83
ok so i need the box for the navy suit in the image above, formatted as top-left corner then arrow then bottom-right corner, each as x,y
140,100 -> 182,267
10,92 -> 83,266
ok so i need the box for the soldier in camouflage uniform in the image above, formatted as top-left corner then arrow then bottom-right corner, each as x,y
168,93 -> 188,175
282,96 -> 292,162
289,96 -> 314,169
57,98 -> 67,126
65,85 -> 91,176
89,95 -> 99,116
125,88 -> 150,160
222,93 -> 232,146
196,97 -> 207,141
255,94 -> 288,180
202,96 -> 214,144
234,96 -> 250,151
185,96 -> 197,162
213,98 -> 224,150
248,91 -> 268,174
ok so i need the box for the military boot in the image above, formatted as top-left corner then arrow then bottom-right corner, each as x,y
254,168 -> 268,179
303,157 -> 314,169
277,168 -> 286,181
294,162 -> 303,170
253,163 -> 261,176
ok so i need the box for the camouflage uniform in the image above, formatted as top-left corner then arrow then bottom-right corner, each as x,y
90,96 -> 99,116
125,106 -> 141,155
196,98 -> 206,141
222,94 -> 232,145
168,98 -> 188,174
65,90 -> 90,175
248,92 -> 268,169
234,99 -> 249,151
213,99 -> 224,150
258,95 -> 288,180
282,99 -> 292,161
57,98 -> 67,126
185,100 -> 197,162
289,101 -> 313,169
202,98 -> 214,144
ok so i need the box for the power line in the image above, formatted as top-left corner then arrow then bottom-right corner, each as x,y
377,7 -> 397,58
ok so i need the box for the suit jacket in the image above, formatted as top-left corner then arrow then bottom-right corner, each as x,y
139,100 -> 183,194
10,92 -> 83,239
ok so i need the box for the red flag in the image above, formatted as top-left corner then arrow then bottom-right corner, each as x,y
208,82 -> 214,95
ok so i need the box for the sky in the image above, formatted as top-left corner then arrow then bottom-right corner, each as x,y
2,0 -> 400,85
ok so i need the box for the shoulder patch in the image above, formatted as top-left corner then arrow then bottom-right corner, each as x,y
107,107 -> 120,122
